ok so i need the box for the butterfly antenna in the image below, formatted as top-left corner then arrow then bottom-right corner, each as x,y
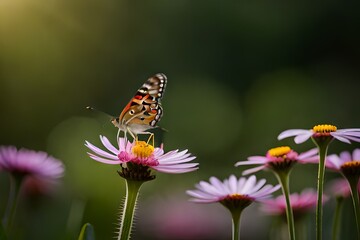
86,106 -> 115,119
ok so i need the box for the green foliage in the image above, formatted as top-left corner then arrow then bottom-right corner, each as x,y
78,223 -> 95,240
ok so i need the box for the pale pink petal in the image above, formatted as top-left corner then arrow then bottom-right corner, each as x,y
339,151 -> 352,162
248,179 -> 266,194
278,129 -> 310,140
84,141 -> 118,160
100,136 -> 119,155
294,132 -> 313,144
330,133 -> 351,144
235,159 -> 266,166
337,129 -> 360,133
353,149 -> 360,160
228,175 -> 238,193
158,156 -> 196,165
298,148 -> 318,160
242,166 -> 266,175
240,175 -> 256,194
155,167 -> 198,174
87,153 -> 122,165
325,155 -> 342,170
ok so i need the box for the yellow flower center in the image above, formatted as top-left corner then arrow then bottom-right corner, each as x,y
268,146 -> 291,158
229,193 -> 245,199
341,160 -> 360,176
342,161 -> 360,168
312,124 -> 337,133
132,141 -> 154,158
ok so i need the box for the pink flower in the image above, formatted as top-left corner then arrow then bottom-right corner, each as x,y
235,146 -> 318,175
186,175 -> 280,203
278,124 -> 360,144
326,179 -> 352,198
326,149 -> 360,173
260,189 -> 327,219
0,146 -> 64,180
85,136 -> 198,174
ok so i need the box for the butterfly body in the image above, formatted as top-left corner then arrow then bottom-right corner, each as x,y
112,73 -> 167,139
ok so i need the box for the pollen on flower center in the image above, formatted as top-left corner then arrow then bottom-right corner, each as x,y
340,160 -> 360,176
312,124 -> 337,133
131,141 -> 154,158
268,146 -> 291,158
228,193 -> 247,200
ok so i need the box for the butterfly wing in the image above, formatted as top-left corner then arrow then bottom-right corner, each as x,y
115,73 -> 167,134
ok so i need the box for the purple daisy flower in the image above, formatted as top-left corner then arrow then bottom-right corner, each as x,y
85,136 -> 198,174
260,189 -> 327,219
326,178 -> 355,199
235,146 -> 318,175
278,124 -> 360,144
187,175 -> 280,240
0,146 -> 64,180
326,149 -> 360,174
186,175 -> 280,203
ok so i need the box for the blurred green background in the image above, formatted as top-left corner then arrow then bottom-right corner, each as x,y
1,0 -> 360,239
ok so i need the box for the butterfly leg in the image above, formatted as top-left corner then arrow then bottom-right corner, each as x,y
126,127 -> 138,142
146,133 -> 154,146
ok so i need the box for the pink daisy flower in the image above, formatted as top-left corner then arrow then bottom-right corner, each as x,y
187,175 -> 280,240
235,146 -> 318,175
326,178 -> 356,199
278,124 -> 360,144
260,189 -> 328,220
186,175 -> 280,204
85,136 -> 198,175
326,149 -> 360,176
0,146 -> 64,180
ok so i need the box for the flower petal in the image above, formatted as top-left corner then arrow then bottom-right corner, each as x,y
278,129 -> 310,140
242,166 -> 266,175
294,132 -> 313,144
87,153 -> 122,165
353,149 -> 360,160
100,136 -> 119,155
85,141 -> 118,160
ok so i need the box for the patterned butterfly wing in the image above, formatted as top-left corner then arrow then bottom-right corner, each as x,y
114,73 -> 167,136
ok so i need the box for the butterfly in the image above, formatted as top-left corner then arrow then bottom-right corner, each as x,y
111,73 -> 167,140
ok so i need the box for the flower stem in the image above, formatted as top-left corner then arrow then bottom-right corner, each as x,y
347,176 -> 360,240
275,171 -> 296,240
2,174 -> 23,231
230,209 -> 242,240
313,140 -> 329,240
118,179 -> 144,240
331,196 -> 344,240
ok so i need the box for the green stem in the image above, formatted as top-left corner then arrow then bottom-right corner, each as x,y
118,179 -> 144,240
347,176 -> 360,240
315,143 -> 328,240
231,209 -> 242,240
332,196 -> 344,240
2,174 -> 23,231
275,171 -> 296,240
